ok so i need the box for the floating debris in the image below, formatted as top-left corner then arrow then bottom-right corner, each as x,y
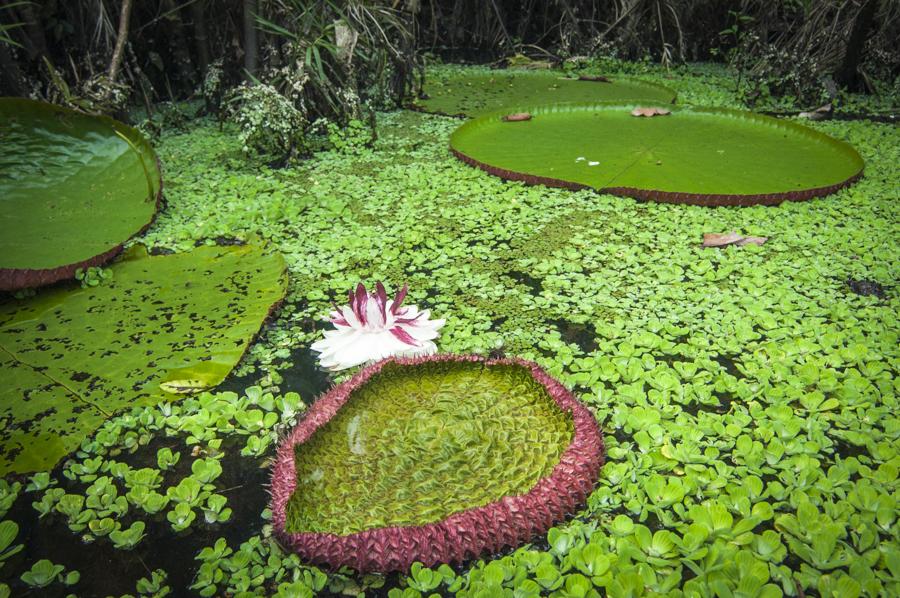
631,106 -> 672,117
502,112 -> 532,122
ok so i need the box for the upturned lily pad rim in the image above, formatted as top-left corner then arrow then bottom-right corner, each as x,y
449,103 -> 865,207
411,72 -> 677,118
0,98 -> 164,291
270,353 -> 605,573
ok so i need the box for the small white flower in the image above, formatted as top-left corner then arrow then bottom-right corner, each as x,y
311,283 -> 445,371
588,161 -> 599,166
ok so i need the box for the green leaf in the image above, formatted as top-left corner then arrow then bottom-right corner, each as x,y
282,361 -> 579,536
0,98 -> 160,290
0,520 -> 20,558
159,379 -> 211,395
0,244 -> 287,474
418,71 -> 675,117
20,559 -> 65,588
109,521 -> 146,550
450,104 -> 863,205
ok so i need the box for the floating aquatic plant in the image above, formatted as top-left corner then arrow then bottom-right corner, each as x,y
311,282 -> 445,371
415,70 -> 676,117
0,98 -> 161,291
450,103 -> 865,206
0,244 -> 286,474
271,354 -> 604,572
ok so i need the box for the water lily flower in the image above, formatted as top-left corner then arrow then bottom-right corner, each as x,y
311,282 -> 445,371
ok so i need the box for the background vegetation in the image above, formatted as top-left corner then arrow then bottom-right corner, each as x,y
0,1 -> 897,146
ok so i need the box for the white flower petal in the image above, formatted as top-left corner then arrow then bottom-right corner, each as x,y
312,286 -> 446,370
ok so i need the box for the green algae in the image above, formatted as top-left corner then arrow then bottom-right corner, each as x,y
285,361 -> 574,535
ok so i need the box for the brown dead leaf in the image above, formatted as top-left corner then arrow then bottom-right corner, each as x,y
800,103 -> 833,120
630,106 -> 672,117
502,112 -> 533,122
703,232 -> 768,248
702,232 -> 744,247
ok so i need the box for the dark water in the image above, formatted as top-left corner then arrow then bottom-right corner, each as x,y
1,434 -> 270,597
1,346 -> 332,597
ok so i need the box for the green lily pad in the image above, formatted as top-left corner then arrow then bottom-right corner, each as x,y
284,359 -> 575,535
416,71 -> 676,117
0,98 -> 162,291
450,104 -> 864,206
0,244 -> 287,474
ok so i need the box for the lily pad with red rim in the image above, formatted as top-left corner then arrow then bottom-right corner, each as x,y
416,70 -> 676,117
450,103 -> 865,206
0,98 -> 162,290
271,354 -> 604,572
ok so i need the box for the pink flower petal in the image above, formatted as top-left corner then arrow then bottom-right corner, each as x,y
391,283 -> 409,315
390,326 -> 420,347
374,282 -> 388,325
354,283 -> 369,325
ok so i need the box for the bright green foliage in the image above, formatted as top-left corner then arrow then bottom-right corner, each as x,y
451,104 -> 864,197
138,74 -> 895,594
109,521 -> 146,550
0,481 -> 19,519
285,361 -> 574,535
136,569 -> 170,596
0,244 -> 287,475
20,559 -> 66,588
156,447 -> 181,471
0,98 -> 160,274
0,520 -> 22,565
1,62 -> 897,595
418,69 -> 675,116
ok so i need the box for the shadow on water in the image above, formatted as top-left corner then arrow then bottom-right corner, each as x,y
278,347 -> 334,404
552,319 -> 599,354
507,270 -> 543,295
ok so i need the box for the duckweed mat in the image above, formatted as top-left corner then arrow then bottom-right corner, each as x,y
416,70 -> 676,117
272,355 -> 604,572
450,104 -> 865,206
0,99 -> 162,290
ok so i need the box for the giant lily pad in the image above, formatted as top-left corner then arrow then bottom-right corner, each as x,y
450,104 -> 864,206
0,98 -> 162,291
416,70 -> 676,117
0,244 -> 287,474
271,354 -> 604,572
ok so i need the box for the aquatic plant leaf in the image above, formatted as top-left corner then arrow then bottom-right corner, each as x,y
0,98 -> 162,290
0,244 -> 287,474
450,104 -> 864,206
271,354 -> 604,572
158,379 -> 211,395
416,71 -> 675,117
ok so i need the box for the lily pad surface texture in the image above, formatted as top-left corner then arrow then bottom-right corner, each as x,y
0,244 -> 287,475
0,98 -> 162,291
416,70 -> 676,117
450,104 -> 864,206
271,354 -> 605,572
